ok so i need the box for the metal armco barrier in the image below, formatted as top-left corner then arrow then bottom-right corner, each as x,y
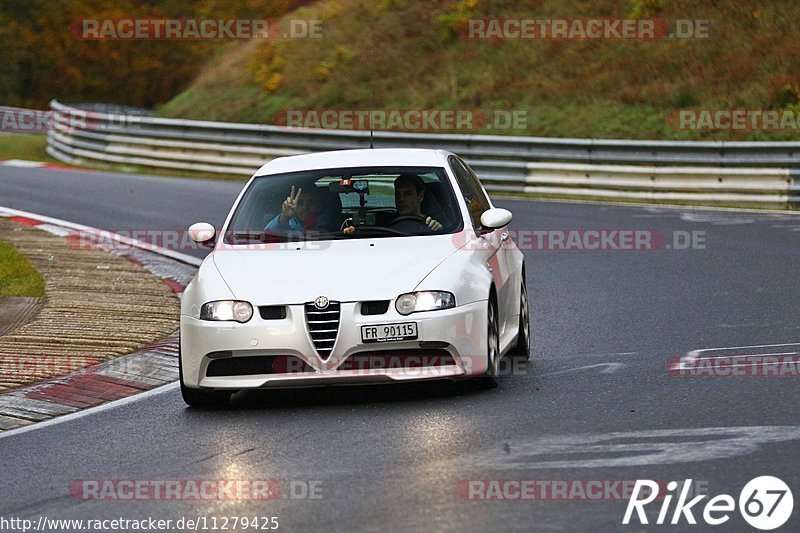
45,100 -> 800,205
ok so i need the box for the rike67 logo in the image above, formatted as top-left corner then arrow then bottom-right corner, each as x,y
623,477 -> 793,530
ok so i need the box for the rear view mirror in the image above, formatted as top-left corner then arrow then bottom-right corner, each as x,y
328,179 -> 370,194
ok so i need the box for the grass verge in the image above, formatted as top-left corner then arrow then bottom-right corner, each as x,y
0,240 -> 46,297
0,134 -> 60,164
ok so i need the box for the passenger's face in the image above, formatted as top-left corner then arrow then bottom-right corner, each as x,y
395,183 -> 423,216
295,194 -> 318,218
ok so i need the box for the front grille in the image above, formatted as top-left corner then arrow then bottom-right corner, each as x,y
206,355 -> 313,377
305,301 -> 341,359
341,349 -> 454,370
361,300 -> 390,316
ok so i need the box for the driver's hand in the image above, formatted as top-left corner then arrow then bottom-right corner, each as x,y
425,216 -> 442,231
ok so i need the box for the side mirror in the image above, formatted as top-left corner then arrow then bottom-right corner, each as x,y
480,208 -> 513,230
188,222 -> 216,247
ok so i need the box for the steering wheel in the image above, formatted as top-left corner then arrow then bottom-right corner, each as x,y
388,215 -> 428,226
387,214 -> 433,234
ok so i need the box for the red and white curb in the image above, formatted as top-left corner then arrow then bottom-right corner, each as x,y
0,207 -> 200,432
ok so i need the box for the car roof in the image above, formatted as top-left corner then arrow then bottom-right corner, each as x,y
254,148 -> 455,176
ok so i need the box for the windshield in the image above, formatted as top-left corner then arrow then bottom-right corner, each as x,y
224,166 -> 463,244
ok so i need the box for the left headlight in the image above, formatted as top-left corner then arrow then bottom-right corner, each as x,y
200,300 -> 254,323
395,291 -> 455,315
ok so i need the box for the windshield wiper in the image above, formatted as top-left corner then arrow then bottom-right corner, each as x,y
345,226 -> 414,237
229,232 -> 288,243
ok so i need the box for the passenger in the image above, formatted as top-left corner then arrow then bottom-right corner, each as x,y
393,174 -> 443,231
265,185 -> 335,232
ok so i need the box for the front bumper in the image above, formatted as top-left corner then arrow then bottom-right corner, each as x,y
180,299 -> 488,389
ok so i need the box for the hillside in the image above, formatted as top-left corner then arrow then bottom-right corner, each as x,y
156,0 -> 800,140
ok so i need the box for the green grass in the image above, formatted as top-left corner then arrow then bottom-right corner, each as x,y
0,134 -> 60,164
0,133 -> 248,181
0,240 -> 46,297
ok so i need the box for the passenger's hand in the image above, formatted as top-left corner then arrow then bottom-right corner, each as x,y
280,186 -> 302,223
425,216 -> 442,231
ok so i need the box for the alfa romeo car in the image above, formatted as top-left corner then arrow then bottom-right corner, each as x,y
179,148 -> 529,406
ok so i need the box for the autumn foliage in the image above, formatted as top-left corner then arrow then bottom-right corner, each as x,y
0,0 -> 310,108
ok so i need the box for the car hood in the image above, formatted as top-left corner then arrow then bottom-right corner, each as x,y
211,235 -> 462,304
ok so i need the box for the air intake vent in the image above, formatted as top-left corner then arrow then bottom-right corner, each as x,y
361,300 -> 390,316
259,305 -> 287,320
305,301 -> 341,359
206,356 -> 313,377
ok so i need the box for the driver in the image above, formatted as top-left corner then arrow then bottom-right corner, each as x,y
393,174 -> 443,231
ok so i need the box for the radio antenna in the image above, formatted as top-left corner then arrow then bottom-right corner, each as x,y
369,90 -> 374,149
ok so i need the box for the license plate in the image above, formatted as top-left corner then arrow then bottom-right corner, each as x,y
361,322 -> 418,343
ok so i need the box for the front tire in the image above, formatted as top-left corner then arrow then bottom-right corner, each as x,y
180,381 -> 232,408
508,276 -> 531,361
474,297 -> 500,389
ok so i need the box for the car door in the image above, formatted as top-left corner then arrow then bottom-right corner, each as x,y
449,156 -> 516,335
460,158 -> 519,332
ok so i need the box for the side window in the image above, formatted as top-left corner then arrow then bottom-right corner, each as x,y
449,156 -> 491,229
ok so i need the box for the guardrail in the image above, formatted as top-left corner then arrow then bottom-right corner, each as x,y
45,100 -> 800,205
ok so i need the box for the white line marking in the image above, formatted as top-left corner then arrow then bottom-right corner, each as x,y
701,352 -> 798,358
692,342 -> 800,353
673,352 -> 800,370
676,362 -> 795,370
0,382 -> 179,441
460,426 -> 800,470
0,159 -> 46,168
494,195 -> 800,217
682,342 -> 800,363
537,362 -> 626,377
547,351 -> 638,360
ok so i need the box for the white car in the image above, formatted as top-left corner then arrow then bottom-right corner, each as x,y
179,148 -> 529,406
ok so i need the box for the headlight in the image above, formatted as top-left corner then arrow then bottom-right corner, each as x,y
395,291 -> 455,315
200,300 -> 253,323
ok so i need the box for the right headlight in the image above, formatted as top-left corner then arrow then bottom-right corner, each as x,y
395,291 -> 455,315
200,300 -> 253,323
